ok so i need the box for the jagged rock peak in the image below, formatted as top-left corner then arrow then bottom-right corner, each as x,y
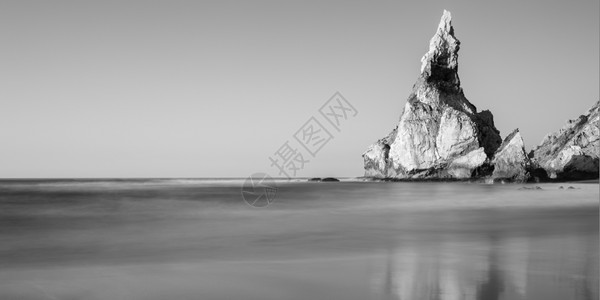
491,128 -> 530,182
496,129 -> 523,155
420,10 -> 461,87
362,10 -> 502,179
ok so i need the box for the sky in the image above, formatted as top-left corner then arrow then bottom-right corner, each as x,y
0,0 -> 598,178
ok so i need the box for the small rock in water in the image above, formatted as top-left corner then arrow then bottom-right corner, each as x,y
559,186 -> 564,189
518,186 -> 543,190
322,177 -> 340,182
568,186 -> 576,189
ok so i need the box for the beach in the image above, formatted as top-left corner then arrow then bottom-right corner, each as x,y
0,179 -> 597,299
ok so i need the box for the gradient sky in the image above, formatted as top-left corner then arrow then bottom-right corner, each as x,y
1,0 -> 598,178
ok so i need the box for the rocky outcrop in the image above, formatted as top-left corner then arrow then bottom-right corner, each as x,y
491,129 -> 530,182
531,100 -> 599,180
362,10 -> 502,179
363,127 -> 397,177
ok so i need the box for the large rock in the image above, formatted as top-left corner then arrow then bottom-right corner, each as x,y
491,129 -> 529,182
531,100 -> 599,180
362,10 -> 501,179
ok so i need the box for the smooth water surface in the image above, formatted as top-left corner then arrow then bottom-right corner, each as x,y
0,179 -> 597,300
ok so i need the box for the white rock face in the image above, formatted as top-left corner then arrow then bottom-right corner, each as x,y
363,129 -> 396,177
447,147 -> 487,178
491,129 -> 529,182
436,107 -> 478,160
362,10 -> 501,179
532,100 -> 599,179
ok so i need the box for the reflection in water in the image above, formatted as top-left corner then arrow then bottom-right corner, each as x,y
502,237 -> 528,297
373,232 -> 598,300
382,248 -> 398,300
476,234 -> 504,300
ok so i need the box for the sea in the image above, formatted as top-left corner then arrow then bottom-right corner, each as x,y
0,178 -> 598,300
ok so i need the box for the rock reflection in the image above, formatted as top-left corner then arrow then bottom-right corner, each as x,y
372,232 -> 597,300
476,234 -> 504,300
381,249 -> 399,300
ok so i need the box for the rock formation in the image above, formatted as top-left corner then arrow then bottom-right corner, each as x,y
363,128 -> 396,177
491,129 -> 530,182
446,147 -> 487,179
531,100 -> 599,180
363,10 -> 502,179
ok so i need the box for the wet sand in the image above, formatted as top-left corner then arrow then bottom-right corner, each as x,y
0,180 -> 597,299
